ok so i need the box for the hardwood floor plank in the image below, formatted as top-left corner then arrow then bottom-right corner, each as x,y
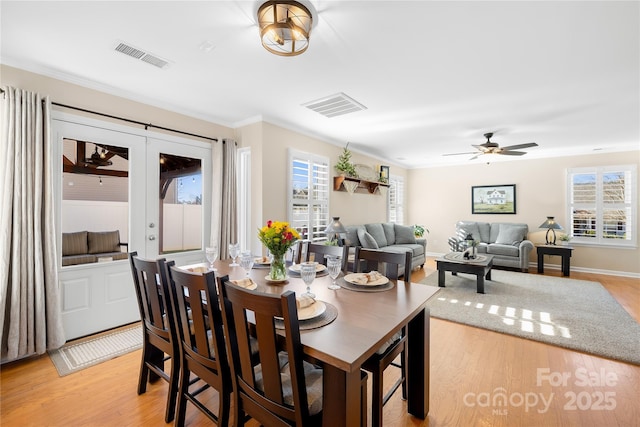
1,258 -> 638,426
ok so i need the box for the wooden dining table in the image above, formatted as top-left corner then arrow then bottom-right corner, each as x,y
186,259 -> 440,427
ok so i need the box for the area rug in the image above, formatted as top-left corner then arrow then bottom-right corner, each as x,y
49,324 -> 142,376
421,270 -> 640,365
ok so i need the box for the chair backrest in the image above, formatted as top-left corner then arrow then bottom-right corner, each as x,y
162,261 -> 229,380
303,242 -> 349,272
290,239 -> 305,264
129,251 -> 175,346
219,275 -> 315,426
353,248 -> 412,283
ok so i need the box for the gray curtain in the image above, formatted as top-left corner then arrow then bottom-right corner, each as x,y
0,86 -> 65,363
211,139 -> 238,259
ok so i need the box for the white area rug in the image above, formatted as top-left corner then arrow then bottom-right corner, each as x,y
49,324 -> 142,376
421,270 -> 640,365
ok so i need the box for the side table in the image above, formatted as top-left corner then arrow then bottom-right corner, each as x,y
536,245 -> 573,276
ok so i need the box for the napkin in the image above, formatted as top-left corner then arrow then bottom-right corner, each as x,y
296,294 -> 316,309
255,256 -> 270,263
351,270 -> 384,285
232,278 -> 256,289
186,266 -> 208,274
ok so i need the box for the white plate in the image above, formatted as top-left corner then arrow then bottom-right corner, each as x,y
343,273 -> 389,287
264,275 -> 288,284
297,301 -> 326,321
289,263 -> 327,273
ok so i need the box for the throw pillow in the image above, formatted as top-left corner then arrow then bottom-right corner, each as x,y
357,229 -> 379,249
88,231 -> 121,254
495,224 -> 527,246
62,231 -> 88,256
365,223 -> 388,247
382,223 -> 396,245
394,224 -> 417,244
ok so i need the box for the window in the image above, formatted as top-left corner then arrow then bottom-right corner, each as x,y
237,147 -> 251,251
288,149 -> 329,242
567,165 -> 636,247
388,174 -> 404,224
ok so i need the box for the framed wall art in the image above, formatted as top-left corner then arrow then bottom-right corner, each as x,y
471,184 -> 516,214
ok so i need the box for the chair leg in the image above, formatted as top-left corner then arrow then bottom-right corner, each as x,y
400,350 -> 407,400
137,341 -> 151,394
360,370 -> 368,427
218,386 -> 231,427
371,367 -> 384,427
164,355 -> 179,423
175,364 -> 190,427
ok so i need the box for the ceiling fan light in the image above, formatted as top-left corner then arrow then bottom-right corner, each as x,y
258,1 -> 312,56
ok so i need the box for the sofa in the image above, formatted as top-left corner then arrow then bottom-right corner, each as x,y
448,221 -> 533,272
343,223 -> 427,276
62,230 -> 128,266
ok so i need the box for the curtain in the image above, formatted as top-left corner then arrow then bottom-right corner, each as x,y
210,139 -> 238,259
0,86 -> 65,363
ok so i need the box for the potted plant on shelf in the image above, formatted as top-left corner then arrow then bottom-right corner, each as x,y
413,225 -> 429,238
335,143 -> 358,178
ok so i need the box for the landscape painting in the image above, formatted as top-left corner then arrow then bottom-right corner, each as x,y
472,184 -> 516,214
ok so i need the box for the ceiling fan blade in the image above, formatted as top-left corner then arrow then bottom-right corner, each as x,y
500,142 -> 538,151
499,150 -> 527,156
442,151 -> 478,156
469,153 -> 482,161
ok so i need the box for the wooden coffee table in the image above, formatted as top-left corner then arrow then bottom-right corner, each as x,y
436,253 -> 494,294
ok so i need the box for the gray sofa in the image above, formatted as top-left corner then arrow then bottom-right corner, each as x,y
343,223 -> 427,276
448,221 -> 533,272
62,230 -> 128,266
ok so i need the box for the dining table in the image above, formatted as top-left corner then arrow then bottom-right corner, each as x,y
182,258 -> 440,427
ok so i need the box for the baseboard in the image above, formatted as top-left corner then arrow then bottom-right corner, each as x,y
426,252 -> 640,279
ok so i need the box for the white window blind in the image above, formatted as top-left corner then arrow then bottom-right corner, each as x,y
288,149 -> 330,242
388,175 -> 404,224
567,165 -> 636,247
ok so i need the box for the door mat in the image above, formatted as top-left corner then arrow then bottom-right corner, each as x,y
48,324 -> 142,376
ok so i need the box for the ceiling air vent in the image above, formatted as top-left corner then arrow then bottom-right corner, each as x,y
303,93 -> 367,118
114,42 -> 170,69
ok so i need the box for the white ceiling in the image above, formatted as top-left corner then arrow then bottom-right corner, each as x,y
1,1 -> 638,168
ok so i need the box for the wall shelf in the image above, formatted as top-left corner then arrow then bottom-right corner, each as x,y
333,175 -> 389,195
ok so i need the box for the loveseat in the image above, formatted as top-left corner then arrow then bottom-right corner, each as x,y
448,221 -> 533,272
343,223 -> 427,276
62,230 -> 128,266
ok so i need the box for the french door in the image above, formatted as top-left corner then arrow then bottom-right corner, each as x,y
52,113 -> 211,340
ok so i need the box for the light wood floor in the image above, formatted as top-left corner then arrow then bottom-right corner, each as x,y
2,258 -> 639,427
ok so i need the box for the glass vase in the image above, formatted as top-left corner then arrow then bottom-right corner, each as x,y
269,252 -> 287,281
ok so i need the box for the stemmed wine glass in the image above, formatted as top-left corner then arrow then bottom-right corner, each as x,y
239,251 -> 254,278
300,262 -> 317,298
326,256 -> 342,290
205,245 -> 219,271
229,243 -> 240,267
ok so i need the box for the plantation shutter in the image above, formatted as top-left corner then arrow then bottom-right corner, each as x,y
289,150 -> 330,242
388,175 -> 404,224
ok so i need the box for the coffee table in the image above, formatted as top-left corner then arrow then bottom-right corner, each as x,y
436,253 -> 494,294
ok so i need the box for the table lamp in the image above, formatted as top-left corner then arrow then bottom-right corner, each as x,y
325,217 -> 347,246
539,216 -> 563,245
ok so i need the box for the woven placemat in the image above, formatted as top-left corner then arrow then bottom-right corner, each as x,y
275,301 -> 338,330
339,278 -> 395,292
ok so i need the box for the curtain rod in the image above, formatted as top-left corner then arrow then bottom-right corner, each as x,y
51,102 -> 218,142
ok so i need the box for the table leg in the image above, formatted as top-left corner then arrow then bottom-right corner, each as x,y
476,273 -> 485,294
322,364 -> 361,427
438,268 -> 445,287
485,267 -> 492,281
537,252 -> 544,274
562,256 -> 570,276
407,307 -> 429,418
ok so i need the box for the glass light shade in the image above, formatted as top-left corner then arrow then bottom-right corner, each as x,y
325,216 -> 347,234
257,1 -> 312,56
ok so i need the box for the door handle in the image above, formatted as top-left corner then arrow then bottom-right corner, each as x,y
148,235 -> 156,241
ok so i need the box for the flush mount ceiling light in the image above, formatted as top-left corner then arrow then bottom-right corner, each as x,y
257,1 -> 313,56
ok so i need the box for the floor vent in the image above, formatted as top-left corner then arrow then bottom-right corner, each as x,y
302,93 -> 367,118
114,42 -> 170,69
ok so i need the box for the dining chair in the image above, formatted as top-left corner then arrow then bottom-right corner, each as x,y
128,252 -> 180,423
302,242 -> 349,272
353,248 -> 413,427
219,275 -> 368,427
162,260 -> 232,427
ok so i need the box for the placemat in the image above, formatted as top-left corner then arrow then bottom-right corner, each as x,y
339,278 -> 395,292
275,301 -> 338,330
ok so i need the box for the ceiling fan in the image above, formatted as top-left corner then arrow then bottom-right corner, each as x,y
443,132 -> 538,160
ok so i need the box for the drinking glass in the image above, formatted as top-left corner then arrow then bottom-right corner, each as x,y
326,257 -> 342,290
239,251 -> 254,277
229,243 -> 240,267
300,262 -> 316,298
205,245 -> 218,271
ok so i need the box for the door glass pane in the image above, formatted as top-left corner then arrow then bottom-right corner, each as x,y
61,139 -> 129,266
159,153 -> 202,254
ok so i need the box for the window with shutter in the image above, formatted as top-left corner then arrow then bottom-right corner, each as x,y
289,149 -> 330,242
388,175 -> 404,224
567,165 -> 636,247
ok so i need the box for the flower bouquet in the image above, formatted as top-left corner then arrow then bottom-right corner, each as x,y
258,220 -> 301,281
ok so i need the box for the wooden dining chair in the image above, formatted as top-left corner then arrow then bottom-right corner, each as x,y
302,242 -> 349,271
162,261 -> 232,427
128,252 -> 180,423
353,248 -> 413,427
218,275 -> 326,427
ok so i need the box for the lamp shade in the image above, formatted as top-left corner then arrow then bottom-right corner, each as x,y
325,217 -> 347,234
539,216 -> 563,245
257,1 -> 313,56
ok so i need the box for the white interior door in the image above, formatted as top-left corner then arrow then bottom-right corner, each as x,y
52,113 -> 211,340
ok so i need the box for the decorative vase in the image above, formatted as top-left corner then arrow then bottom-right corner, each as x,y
269,252 -> 287,281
